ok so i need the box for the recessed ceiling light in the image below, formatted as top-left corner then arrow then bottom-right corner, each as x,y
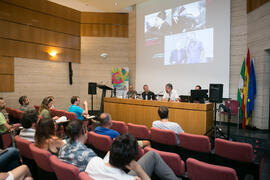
114,2 -> 118,6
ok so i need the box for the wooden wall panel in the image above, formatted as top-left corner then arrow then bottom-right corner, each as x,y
1,0 -> 80,23
81,24 -> 128,37
0,1 -> 80,36
0,20 -> 80,50
247,0 -> 270,13
81,12 -> 128,25
81,12 -> 128,37
0,56 -> 14,75
0,39 -> 80,63
0,75 -> 14,92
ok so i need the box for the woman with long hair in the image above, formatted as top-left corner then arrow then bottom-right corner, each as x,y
39,96 -> 58,120
34,118 -> 64,156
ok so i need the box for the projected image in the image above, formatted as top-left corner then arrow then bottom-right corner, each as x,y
145,9 -> 172,35
164,28 -> 213,65
172,0 -> 206,33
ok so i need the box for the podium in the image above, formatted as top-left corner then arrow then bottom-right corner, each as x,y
97,84 -> 113,112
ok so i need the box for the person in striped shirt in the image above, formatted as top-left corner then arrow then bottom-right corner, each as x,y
19,109 -> 38,142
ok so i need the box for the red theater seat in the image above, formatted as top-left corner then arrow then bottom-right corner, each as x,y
111,120 -> 128,135
127,123 -> 150,140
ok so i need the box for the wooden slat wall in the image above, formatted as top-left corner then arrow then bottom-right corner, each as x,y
0,56 -> 14,92
247,0 -> 270,13
81,12 -> 128,37
0,0 -> 81,63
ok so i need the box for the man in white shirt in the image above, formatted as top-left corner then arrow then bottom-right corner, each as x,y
85,134 -> 179,180
19,109 -> 38,142
162,83 -> 180,102
152,106 -> 184,144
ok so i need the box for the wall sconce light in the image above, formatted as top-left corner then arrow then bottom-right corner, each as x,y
49,50 -> 57,57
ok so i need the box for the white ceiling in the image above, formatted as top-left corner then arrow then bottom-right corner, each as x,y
48,0 -> 148,12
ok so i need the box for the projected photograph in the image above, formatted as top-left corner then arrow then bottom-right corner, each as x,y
164,28 -> 213,65
172,0 -> 206,33
144,9 -> 172,35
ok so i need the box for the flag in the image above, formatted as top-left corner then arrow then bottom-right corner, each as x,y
237,59 -> 245,123
242,48 -> 251,129
246,58 -> 256,123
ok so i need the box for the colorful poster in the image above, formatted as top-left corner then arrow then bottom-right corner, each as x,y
112,67 -> 129,97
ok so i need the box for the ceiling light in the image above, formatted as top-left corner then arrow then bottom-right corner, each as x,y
49,50 -> 57,57
114,2 -> 118,6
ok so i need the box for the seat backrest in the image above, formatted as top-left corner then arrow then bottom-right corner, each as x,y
215,138 -> 254,163
50,109 -> 65,118
34,105 -> 40,112
5,107 -> 14,117
50,155 -> 80,180
64,111 -> 77,121
144,147 -> 185,175
29,143 -> 53,172
88,132 -> 112,152
14,136 -> 33,159
127,123 -> 150,140
0,132 -> 12,149
150,127 -> 177,146
179,132 -> 211,153
225,100 -> 239,115
111,120 -> 128,135
79,172 -> 94,180
14,109 -> 24,119
187,158 -> 238,180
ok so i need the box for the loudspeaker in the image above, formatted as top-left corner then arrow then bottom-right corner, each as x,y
88,82 -> 97,95
209,84 -> 223,103
69,62 -> 73,85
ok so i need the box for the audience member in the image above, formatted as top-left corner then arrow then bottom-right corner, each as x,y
68,96 -> 88,121
39,96 -> 58,120
0,147 -> 21,172
58,120 -> 96,171
0,165 -> 32,180
195,85 -> 201,90
95,113 -> 150,147
19,110 -> 38,142
0,97 -> 13,133
126,85 -> 137,99
18,96 -> 30,112
162,83 -> 180,102
152,106 -> 184,144
142,85 -> 156,100
85,134 -> 179,180
35,118 -> 64,156
48,96 -> 55,109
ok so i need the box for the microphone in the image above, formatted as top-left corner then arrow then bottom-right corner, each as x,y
168,97 -> 170,102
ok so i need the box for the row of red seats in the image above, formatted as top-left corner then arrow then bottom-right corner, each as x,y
34,105 -> 77,121
110,120 -> 263,180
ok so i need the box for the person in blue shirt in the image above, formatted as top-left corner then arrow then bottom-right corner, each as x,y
68,96 -> 88,121
94,113 -> 120,139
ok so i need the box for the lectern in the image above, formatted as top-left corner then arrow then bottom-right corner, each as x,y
97,84 -> 113,112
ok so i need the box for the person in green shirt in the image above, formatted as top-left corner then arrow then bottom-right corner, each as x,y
0,97 -> 13,133
39,97 -> 58,120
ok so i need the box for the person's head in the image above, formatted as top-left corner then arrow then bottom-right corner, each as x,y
39,96 -> 54,112
143,85 -> 149,93
158,106 -> 169,119
109,134 -> 138,169
165,83 -> 173,93
0,97 -> 6,110
128,85 -> 134,92
71,96 -> 80,105
195,85 -> 201,90
99,113 -> 112,128
19,96 -> 29,106
21,109 -> 38,129
66,120 -> 88,144
35,118 -> 56,148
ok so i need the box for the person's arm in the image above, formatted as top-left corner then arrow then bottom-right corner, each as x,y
3,123 -> 12,131
82,101 -> 88,115
126,160 -> 150,180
